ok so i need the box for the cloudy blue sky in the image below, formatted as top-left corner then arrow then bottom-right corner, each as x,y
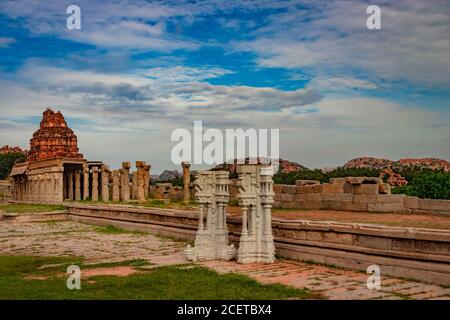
0,0 -> 449,173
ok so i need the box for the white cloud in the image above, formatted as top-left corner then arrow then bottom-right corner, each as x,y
1,62 -> 449,171
234,0 -> 450,87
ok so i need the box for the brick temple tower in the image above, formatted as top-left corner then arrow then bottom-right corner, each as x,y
27,109 -> 83,162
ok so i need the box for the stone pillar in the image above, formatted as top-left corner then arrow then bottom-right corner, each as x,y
237,165 -> 275,264
136,161 -> 145,202
101,165 -> 110,202
30,176 -> 35,201
120,162 -> 131,202
185,170 -> 236,262
83,166 -> 89,200
144,164 -> 151,198
24,177 -> 28,201
182,161 -> 191,204
68,172 -> 74,200
92,167 -> 99,201
131,172 -> 137,199
47,173 -> 53,202
39,175 -> 44,202
53,168 -> 64,202
74,171 -> 81,201
112,170 -> 120,202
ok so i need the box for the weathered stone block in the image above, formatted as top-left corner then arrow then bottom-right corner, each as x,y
282,185 -> 296,194
368,202 -> 407,213
329,178 -> 346,184
321,201 -> 341,210
306,231 -> 324,241
353,194 -> 378,204
343,183 -> 353,194
418,199 -> 450,212
376,194 -> 405,203
321,183 -> 344,194
404,196 -> 419,210
280,193 -> 293,201
320,193 -> 353,202
340,202 -> 368,212
324,232 -> 354,245
357,235 -> 392,250
302,193 -> 322,202
353,184 -> 379,195
295,180 -> 320,186
281,201 -> 298,209
295,184 -> 323,194
273,184 -> 283,194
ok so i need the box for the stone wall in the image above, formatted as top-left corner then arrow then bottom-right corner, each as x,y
0,179 -> 11,199
272,177 -> 450,216
67,203 -> 450,286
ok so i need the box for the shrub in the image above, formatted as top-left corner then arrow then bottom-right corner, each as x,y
273,167 -> 380,185
392,171 -> 450,199
0,152 -> 26,180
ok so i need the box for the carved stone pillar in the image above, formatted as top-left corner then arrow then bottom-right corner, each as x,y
237,165 -> 275,264
47,173 -> 53,202
131,172 -> 137,199
136,161 -> 145,202
101,165 -> 110,202
112,170 -> 120,202
83,166 -> 89,200
68,172 -> 74,200
144,164 -> 150,198
185,170 -> 236,261
182,161 -> 191,204
92,167 -> 99,201
120,162 -> 130,202
74,171 -> 81,201
53,167 -> 64,202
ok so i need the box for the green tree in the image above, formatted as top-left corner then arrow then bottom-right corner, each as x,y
0,153 -> 26,179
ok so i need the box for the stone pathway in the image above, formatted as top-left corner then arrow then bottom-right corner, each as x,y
0,220 -> 186,265
198,260 -> 450,300
1,220 -> 449,300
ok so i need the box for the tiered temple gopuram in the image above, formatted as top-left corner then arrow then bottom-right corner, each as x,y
9,109 -> 152,202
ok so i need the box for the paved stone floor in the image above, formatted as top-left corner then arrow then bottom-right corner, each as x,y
1,220 -> 449,300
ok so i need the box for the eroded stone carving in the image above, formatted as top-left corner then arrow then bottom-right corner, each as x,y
185,170 -> 236,261
237,165 -> 275,263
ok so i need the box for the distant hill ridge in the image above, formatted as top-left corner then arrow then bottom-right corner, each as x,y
344,157 -> 450,171
0,145 -> 27,155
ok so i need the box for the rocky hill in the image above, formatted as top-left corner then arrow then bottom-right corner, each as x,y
344,157 -> 450,171
213,158 -> 308,173
0,145 -> 27,155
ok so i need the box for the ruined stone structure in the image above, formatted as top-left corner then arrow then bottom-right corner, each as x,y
236,165 -> 275,264
185,171 -> 236,261
10,109 -> 89,202
27,109 -> 83,162
182,161 -> 191,204
8,108 -> 153,204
